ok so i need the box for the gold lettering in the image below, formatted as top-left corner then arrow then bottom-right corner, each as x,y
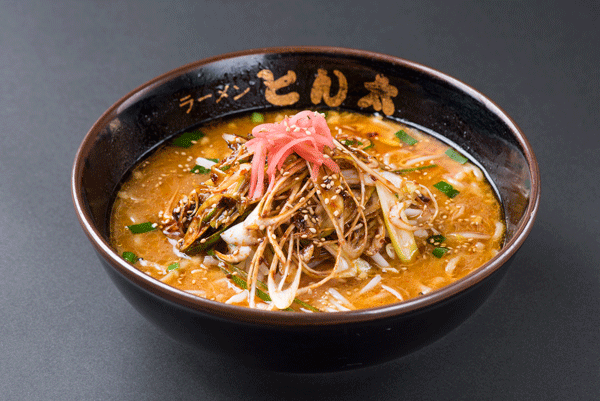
257,69 -> 300,106
179,95 -> 194,114
310,69 -> 348,107
357,74 -> 398,116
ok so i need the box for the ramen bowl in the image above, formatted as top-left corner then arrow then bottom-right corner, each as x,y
72,47 -> 540,372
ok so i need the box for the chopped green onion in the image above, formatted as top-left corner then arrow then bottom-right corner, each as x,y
122,251 -> 138,263
342,139 -> 363,147
191,165 -> 210,174
218,264 -> 277,306
251,112 -> 265,123
445,148 -> 468,164
292,297 -> 321,312
432,247 -> 449,258
219,165 -> 231,172
126,222 -> 157,234
395,130 -> 418,145
427,234 -> 446,245
172,130 -> 205,148
207,158 -> 219,163
363,141 -> 375,150
433,181 -> 460,198
393,164 -> 437,174
167,262 -> 180,271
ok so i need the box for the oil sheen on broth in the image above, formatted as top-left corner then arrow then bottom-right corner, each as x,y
111,110 -> 504,312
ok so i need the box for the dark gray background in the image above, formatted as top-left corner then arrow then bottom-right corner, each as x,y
1,1 -> 598,400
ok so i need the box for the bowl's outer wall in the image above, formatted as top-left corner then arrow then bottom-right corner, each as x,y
98,249 -> 512,372
76,49 -> 537,371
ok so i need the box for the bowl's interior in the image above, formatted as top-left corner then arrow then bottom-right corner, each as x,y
74,47 -> 538,318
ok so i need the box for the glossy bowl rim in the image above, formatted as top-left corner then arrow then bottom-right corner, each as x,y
72,46 -> 540,327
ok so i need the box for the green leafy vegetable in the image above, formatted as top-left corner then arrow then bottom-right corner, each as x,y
432,247 -> 449,258
445,148 -> 468,164
172,130 -> 205,148
433,181 -> 460,198
394,130 -> 418,145
122,251 -> 138,263
393,164 -> 437,174
167,262 -> 180,271
207,158 -> 219,163
251,112 -> 265,123
126,222 -> 157,234
191,165 -> 210,174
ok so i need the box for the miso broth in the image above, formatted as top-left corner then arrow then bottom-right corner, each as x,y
111,110 -> 504,312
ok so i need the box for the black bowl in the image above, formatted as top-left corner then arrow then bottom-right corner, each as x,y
72,47 -> 540,372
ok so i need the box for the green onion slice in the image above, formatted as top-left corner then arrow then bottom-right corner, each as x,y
342,139 -> 363,147
433,181 -> 460,198
218,264 -> 279,306
126,222 -> 157,234
167,262 -> 180,271
394,130 -> 418,145
432,247 -> 449,258
122,251 -> 138,263
445,148 -> 468,164
362,140 -> 375,150
207,158 -> 219,163
191,165 -> 210,174
172,130 -> 205,148
251,112 -> 265,123
393,164 -> 437,174
427,234 -> 446,245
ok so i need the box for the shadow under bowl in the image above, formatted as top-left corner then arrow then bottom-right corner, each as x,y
72,47 -> 540,372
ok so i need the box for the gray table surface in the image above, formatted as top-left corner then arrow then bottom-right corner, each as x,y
2,1 -> 598,400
